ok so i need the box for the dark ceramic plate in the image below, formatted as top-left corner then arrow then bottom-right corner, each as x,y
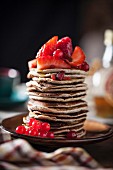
2,113 -> 113,152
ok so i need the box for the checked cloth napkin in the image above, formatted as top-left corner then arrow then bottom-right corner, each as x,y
0,127 -> 111,170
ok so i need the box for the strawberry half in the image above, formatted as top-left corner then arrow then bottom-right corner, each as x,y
37,36 -> 58,57
70,46 -> 85,66
37,55 -> 71,70
56,37 -> 73,60
28,59 -> 37,69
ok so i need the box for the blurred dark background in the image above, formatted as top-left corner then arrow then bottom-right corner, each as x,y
1,0 -> 113,82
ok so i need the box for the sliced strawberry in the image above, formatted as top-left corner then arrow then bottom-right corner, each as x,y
53,49 -> 64,59
56,37 -> 73,60
37,36 -> 58,57
28,59 -> 37,69
37,55 -> 71,70
70,46 -> 85,66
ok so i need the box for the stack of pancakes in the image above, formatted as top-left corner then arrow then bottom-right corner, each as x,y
25,68 -> 88,139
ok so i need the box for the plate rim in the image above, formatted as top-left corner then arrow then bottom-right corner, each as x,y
1,113 -> 113,144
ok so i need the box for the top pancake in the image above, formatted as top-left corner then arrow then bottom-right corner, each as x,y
32,77 -> 85,85
28,68 -> 87,75
28,70 -> 86,79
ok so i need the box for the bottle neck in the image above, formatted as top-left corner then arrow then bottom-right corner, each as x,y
102,44 -> 113,68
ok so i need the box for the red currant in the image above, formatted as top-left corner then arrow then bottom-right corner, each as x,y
32,120 -> 41,130
25,128 -> 30,135
47,131 -> 54,138
67,131 -> 77,139
15,125 -> 26,134
81,61 -> 89,71
41,122 -> 50,132
29,129 -> 38,136
27,118 -> 36,126
38,131 -> 47,138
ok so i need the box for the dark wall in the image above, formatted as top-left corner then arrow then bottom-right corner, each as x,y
1,0 -> 83,82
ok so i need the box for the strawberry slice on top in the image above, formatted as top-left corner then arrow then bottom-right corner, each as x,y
37,55 -> 71,70
37,36 -> 58,57
56,36 -> 73,60
28,59 -> 37,69
70,46 -> 86,66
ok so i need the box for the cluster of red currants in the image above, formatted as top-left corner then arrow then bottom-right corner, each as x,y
15,118 -> 54,138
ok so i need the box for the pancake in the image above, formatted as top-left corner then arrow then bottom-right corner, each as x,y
27,86 -> 87,94
54,130 -> 86,139
30,109 -> 88,117
23,114 -> 86,125
32,77 -> 85,85
29,68 -> 87,75
26,81 -> 87,89
29,114 -> 87,122
28,102 -> 88,114
51,122 -> 84,131
26,81 -> 87,92
28,109 -> 88,118
27,99 -> 87,108
28,93 -> 86,102
27,87 -> 87,98
27,70 -> 87,78
53,127 -> 85,136
27,111 -> 87,123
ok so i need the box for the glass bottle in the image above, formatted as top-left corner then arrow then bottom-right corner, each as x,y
92,29 -> 113,119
